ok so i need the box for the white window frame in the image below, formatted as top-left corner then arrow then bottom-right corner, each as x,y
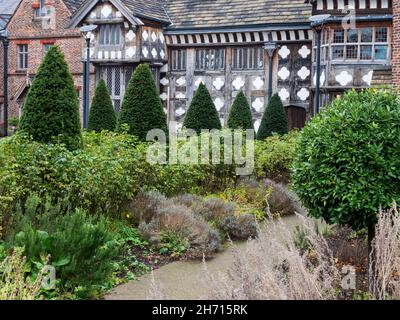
322,26 -> 390,63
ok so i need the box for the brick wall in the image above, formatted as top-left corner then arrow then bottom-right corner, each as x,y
0,44 -> 4,102
5,0 -> 94,123
393,0 -> 400,89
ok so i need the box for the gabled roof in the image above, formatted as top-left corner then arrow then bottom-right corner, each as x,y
63,0 -> 85,14
0,0 -> 21,29
69,0 -> 170,27
123,0 -> 170,23
164,0 -> 312,30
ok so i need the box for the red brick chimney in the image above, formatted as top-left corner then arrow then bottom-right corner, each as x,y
393,0 -> 400,89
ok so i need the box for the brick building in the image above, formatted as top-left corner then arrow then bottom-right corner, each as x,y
393,0 -> 400,88
1,0 -> 93,121
0,0 -> 21,126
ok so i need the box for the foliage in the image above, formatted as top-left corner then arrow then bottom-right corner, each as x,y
5,195 -> 119,299
133,192 -> 221,258
183,83 -> 221,133
107,220 -> 151,282
264,179 -> 306,217
0,131 -> 142,219
369,203 -> 400,300
88,80 -> 117,132
18,46 -> 81,151
227,91 -> 254,130
9,117 -> 19,127
158,230 -> 189,257
292,89 -> 400,231
199,215 -> 341,300
257,93 -> 288,140
175,193 -> 259,241
215,182 -> 270,220
0,247 -> 46,300
254,131 -> 298,183
218,214 -> 258,241
117,64 -> 167,140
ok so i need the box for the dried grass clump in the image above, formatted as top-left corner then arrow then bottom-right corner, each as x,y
172,194 -> 203,209
369,203 -> 400,300
126,191 -> 167,225
147,271 -> 167,300
0,248 -> 45,300
264,179 -> 306,217
192,197 -> 236,223
218,214 -> 258,241
178,196 -> 258,241
137,195 -> 221,258
202,215 -> 341,300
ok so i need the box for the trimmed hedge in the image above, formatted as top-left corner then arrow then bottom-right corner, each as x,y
183,83 -> 221,133
88,80 -> 117,132
257,93 -> 288,140
227,91 -> 254,130
117,64 -> 167,140
19,46 -> 81,150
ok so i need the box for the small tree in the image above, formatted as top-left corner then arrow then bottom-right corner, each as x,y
292,89 -> 400,257
117,64 -> 167,140
227,91 -> 254,130
257,93 -> 288,140
19,46 -> 81,150
183,83 -> 221,133
88,80 -> 116,132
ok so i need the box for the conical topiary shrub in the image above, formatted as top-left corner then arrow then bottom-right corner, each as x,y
183,83 -> 221,133
117,64 -> 167,140
257,93 -> 288,140
227,91 -> 254,130
88,80 -> 116,132
19,46 -> 81,150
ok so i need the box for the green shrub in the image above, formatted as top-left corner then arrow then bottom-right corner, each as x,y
264,179 -> 306,217
218,214 -> 258,241
191,197 -> 236,224
174,194 -> 259,240
18,46 -> 81,151
8,117 -> 19,128
254,131 -> 298,183
5,195 -> 119,299
183,83 -> 221,133
0,131 -> 142,217
0,129 -> 239,228
227,91 -> 254,130
88,80 -> 117,132
257,93 -> 288,140
292,89 -> 400,232
117,64 -> 167,140
130,191 -> 221,258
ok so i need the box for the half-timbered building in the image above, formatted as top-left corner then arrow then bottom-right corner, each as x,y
69,0 -> 314,131
2,0 -> 397,130
306,0 -> 393,109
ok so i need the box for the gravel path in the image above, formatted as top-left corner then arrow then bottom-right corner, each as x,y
105,215 -> 302,300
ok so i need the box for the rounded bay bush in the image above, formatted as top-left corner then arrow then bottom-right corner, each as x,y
292,89 -> 400,231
